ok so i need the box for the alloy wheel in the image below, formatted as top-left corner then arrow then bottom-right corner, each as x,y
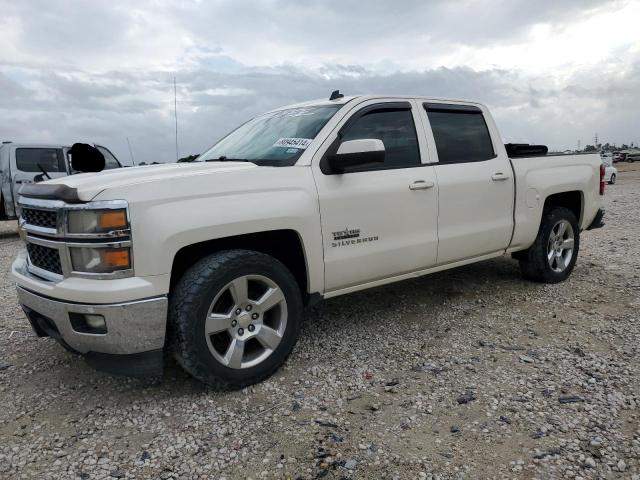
204,275 -> 288,369
547,220 -> 575,273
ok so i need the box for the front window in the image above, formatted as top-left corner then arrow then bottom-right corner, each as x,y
340,108 -> 421,170
198,105 -> 341,166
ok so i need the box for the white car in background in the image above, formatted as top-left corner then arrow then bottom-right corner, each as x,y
601,156 -> 617,184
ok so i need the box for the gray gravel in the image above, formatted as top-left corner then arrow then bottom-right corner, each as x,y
1,165 -> 639,479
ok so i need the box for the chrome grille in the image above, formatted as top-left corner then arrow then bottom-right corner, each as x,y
26,243 -> 63,276
21,208 -> 57,230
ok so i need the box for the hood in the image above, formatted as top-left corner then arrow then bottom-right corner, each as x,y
46,162 -> 257,201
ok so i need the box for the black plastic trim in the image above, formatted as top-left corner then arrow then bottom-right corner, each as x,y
586,208 -> 605,230
18,183 -> 83,203
423,103 -> 482,114
505,143 -> 549,157
22,306 -> 80,354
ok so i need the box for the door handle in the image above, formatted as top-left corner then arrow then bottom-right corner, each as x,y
491,172 -> 509,181
409,180 -> 435,190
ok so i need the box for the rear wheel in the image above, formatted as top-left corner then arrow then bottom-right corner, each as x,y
169,249 -> 303,389
609,173 -> 616,184
518,207 -> 580,283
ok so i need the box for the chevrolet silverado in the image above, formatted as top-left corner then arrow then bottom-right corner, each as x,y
12,93 -> 606,388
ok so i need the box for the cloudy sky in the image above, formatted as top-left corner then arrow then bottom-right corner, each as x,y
1,0 -> 639,165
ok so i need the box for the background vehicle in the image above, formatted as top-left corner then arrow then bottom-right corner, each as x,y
600,152 -> 613,163
0,142 -> 122,220
602,156 -> 618,184
11,94 -> 605,388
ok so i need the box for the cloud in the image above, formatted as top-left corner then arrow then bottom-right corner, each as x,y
1,0 -> 639,163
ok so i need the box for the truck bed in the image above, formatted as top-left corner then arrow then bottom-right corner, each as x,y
507,153 -> 602,252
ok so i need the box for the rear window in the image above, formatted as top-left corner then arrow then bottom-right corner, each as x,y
426,106 -> 495,164
15,148 -> 65,173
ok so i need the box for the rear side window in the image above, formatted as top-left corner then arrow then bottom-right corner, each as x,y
425,105 -> 495,164
15,148 -> 65,173
340,108 -> 421,170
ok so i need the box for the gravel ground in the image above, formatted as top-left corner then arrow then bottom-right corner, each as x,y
1,165 -> 639,480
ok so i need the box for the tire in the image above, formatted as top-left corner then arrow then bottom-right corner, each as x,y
609,173 -> 616,185
518,207 -> 580,284
169,249 -> 303,389
0,195 -> 7,221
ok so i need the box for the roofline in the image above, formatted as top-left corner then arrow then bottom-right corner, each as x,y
269,94 -> 484,113
0,143 -> 71,148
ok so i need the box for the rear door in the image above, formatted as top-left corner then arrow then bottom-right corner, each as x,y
312,99 -> 439,293
419,103 -> 514,264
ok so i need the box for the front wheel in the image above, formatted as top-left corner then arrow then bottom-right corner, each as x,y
518,207 -> 580,283
169,249 -> 303,389
609,173 -> 616,184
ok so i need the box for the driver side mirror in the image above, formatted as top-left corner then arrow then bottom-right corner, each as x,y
327,139 -> 385,173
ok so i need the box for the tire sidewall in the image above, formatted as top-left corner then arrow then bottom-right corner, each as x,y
171,250 -> 303,388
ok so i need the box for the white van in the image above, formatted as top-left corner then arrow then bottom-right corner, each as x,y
0,142 -> 122,220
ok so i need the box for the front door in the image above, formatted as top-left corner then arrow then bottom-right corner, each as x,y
312,99 -> 439,293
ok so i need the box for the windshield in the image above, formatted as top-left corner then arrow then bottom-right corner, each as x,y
198,105 -> 341,166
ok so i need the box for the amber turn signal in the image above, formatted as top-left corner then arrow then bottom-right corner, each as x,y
100,249 -> 130,269
98,210 -> 128,230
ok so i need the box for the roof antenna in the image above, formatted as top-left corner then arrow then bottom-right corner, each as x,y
174,76 -> 179,162
126,137 -> 136,166
329,90 -> 344,101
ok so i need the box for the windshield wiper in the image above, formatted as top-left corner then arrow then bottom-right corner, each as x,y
205,156 -> 254,163
37,163 -> 51,180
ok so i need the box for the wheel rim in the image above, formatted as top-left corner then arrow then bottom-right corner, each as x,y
547,220 -> 575,273
204,274 -> 288,369
611,174 -> 616,183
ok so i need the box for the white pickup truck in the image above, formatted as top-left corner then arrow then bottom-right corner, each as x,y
12,93 -> 606,388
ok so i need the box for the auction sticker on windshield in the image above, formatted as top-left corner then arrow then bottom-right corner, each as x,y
273,138 -> 313,149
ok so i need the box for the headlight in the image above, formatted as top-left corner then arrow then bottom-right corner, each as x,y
70,246 -> 131,274
67,209 -> 129,234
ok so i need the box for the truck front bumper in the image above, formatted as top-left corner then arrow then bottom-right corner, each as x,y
17,286 -> 167,377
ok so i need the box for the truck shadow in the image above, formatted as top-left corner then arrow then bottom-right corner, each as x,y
0,220 -> 19,236
0,230 -> 18,240
304,254 -> 524,331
